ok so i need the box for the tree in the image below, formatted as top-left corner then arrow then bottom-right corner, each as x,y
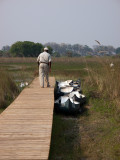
66,51 -> 73,57
93,45 -> 116,56
116,47 -> 120,55
10,41 -> 24,57
0,50 -> 3,57
2,45 -> 10,52
10,41 -> 44,57
52,52 -> 60,57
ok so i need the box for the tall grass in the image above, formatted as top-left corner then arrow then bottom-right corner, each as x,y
79,57 -> 120,160
0,71 -> 19,108
0,57 -> 36,63
83,57 -> 120,104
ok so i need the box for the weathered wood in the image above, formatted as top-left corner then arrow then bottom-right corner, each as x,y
0,77 -> 55,160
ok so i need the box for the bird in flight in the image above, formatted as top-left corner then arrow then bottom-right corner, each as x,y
95,40 -> 101,45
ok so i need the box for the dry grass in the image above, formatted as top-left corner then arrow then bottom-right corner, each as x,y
0,71 -> 19,108
83,56 -> 120,104
79,57 -> 120,160
0,57 -> 36,63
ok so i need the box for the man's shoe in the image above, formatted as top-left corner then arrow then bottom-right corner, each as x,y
47,84 -> 50,87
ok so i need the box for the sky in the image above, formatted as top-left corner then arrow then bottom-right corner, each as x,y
0,0 -> 120,49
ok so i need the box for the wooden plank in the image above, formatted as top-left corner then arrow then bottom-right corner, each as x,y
0,77 -> 55,160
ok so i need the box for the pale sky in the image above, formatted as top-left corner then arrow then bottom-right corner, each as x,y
0,0 -> 120,49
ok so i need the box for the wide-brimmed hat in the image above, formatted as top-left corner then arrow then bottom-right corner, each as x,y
44,47 -> 49,51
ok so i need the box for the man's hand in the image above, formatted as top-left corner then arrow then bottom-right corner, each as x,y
49,61 -> 51,73
37,62 -> 39,68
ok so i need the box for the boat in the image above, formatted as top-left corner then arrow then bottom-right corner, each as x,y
60,86 -> 74,94
54,79 -> 86,113
69,91 -> 86,104
54,95 -> 81,113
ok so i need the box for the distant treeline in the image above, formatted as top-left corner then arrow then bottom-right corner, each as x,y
0,41 -> 120,57
45,42 -> 120,56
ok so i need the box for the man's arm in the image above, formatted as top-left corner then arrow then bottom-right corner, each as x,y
37,55 -> 40,68
49,61 -> 51,72
37,61 -> 40,68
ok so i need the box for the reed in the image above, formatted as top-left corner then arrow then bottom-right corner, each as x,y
83,57 -> 120,103
0,71 -> 19,108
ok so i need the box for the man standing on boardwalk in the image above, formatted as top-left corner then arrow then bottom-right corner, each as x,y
37,47 -> 51,88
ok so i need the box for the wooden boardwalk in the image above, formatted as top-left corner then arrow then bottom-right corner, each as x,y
0,77 -> 55,160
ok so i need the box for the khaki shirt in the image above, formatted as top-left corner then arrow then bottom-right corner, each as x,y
37,51 -> 51,63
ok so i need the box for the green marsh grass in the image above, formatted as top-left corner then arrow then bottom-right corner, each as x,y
49,114 -> 82,160
0,71 -> 19,108
79,57 -> 120,160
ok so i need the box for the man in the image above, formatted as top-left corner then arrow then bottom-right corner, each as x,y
37,47 -> 51,88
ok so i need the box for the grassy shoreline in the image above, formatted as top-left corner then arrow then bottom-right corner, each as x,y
49,114 -> 82,160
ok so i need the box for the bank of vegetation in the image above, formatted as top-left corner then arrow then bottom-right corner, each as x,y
80,57 -> 120,160
0,71 -> 19,112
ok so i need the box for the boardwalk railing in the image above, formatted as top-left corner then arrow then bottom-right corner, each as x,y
0,77 -> 55,160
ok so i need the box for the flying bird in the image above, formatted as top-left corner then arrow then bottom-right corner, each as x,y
95,40 -> 101,45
